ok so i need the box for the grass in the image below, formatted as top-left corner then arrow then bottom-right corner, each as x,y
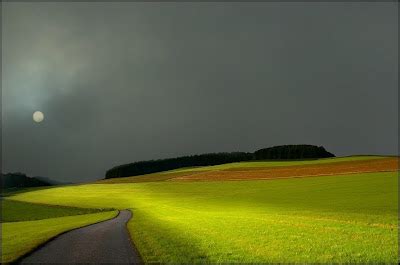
8,170 -> 398,263
1,211 -> 118,263
1,199 -> 108,222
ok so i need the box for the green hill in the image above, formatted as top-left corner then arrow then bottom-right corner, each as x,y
105,144 -> 335,179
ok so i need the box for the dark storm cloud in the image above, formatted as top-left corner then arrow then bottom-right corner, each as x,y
2,2 -> 398,182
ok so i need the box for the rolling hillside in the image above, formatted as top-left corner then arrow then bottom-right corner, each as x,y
5,155 -> 398,263
98,155 -> 396,183
105,144 -> 335,179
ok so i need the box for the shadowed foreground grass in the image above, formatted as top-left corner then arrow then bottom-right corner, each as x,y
1,199 -> 107,222
1,211 -> 118,263
9,171 -> 398,263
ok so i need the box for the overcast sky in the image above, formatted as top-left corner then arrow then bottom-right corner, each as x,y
2,2 -> 398,182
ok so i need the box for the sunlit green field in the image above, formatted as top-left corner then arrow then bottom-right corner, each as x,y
8,170 -> 398,263
1,210 -> 118,263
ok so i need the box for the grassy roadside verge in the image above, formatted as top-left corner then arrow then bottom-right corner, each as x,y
1,211 -> 118,263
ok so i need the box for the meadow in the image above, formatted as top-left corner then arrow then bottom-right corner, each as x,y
5,156 -> 398,263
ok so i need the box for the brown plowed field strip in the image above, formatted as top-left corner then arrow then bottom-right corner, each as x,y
172,157 -> 399,181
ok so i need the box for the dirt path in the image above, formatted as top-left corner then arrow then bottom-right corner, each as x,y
19,210 -> 142,264
173,157 -> 399,181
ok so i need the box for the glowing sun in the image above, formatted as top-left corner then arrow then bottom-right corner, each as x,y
33,111 -> 44,123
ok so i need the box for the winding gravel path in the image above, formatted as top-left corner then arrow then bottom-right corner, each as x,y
19,210 -> 142,264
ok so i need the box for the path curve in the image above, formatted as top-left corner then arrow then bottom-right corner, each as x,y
19,210 -> 142,264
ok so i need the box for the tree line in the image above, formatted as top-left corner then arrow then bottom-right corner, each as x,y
105,144 -> 334,179
1,172 -> 52,189
254,145 -> 334,160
